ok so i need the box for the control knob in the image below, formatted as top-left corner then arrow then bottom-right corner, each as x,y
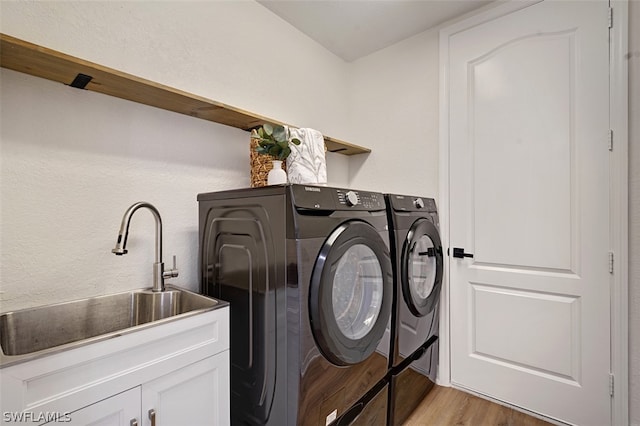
345,191 -> 359,207
414,198 -> 425,209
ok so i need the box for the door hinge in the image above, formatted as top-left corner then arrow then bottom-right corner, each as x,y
608,129 -> 613,151
608,252 -> 614,274
608,7 -> 613,28
609,374 -> 615,396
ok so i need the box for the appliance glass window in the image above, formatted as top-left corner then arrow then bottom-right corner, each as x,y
410,235 -> 437,299
401,217 -> 443,317
332,243 -> 383,340
310,219 -> 392,365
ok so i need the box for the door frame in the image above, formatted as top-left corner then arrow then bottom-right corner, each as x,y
437,1 -> 629,425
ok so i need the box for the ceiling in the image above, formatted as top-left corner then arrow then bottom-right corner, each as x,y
257,0 -> 493,62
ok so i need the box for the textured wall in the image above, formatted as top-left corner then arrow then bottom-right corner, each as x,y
347,30 -> 440,199
629,1 -> 639,424
0,2 -> 350,311
0,68 -> 249,307
0,1 -> 351,140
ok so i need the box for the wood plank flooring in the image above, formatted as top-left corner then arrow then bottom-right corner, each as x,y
403,385 -> 554,426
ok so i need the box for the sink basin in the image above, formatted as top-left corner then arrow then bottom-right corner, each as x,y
0,286 -> 224,363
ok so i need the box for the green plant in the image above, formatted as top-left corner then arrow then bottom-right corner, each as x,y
251,124 -> 301,161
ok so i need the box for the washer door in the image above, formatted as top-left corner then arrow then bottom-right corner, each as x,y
309,220 -> 393,366
401,218 -> 443,317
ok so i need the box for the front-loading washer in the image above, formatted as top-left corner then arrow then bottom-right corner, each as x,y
198,184 -> 393,425
384,194 -> 443,426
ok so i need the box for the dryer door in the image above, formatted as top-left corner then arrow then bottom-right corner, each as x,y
309,220 -> 393,366
401,218 -> 443,317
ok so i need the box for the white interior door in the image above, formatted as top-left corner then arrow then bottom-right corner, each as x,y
447,1 -> 611,425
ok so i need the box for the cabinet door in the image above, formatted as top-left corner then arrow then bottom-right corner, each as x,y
44,387 -> 141,426
141,352 -> 230,426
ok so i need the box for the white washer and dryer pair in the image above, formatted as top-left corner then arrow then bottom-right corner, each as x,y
384,194 -> 444,426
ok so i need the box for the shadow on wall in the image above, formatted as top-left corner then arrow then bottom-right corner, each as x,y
347,152 -> 371,188
1,68 -> 249,171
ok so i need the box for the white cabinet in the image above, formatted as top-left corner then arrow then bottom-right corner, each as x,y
51,388 -> 141,426
142,353 -> 230,426
0,306 -> 229,426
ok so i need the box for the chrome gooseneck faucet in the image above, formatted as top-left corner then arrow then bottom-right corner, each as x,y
112,202 -> 178,292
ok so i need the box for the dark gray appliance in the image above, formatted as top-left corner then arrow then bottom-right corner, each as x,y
198,184 -> 393,426
330,377 -> 388,426
385,194 -> 443,426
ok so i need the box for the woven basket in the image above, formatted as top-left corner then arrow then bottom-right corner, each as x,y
250,137 -> 287,188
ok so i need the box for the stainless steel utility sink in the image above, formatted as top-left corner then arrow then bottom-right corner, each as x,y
0,286 -> 225,366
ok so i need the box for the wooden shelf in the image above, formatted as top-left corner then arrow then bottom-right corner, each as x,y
0,33 -> 370,156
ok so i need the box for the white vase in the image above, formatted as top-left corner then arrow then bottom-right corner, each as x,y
267,160 -> 287,185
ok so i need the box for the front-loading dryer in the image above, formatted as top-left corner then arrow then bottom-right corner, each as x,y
384,194 -> 443,426
198,184 -> 392,426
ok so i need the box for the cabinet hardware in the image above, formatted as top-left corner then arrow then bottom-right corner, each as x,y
149,409 -> 156,426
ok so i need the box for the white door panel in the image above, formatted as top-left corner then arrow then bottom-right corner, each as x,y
447,1 -> 611,425
472,32 -> 574,271
470,283 -> 580,380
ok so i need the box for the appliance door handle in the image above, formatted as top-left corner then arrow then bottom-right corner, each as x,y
336,402 -> 364,426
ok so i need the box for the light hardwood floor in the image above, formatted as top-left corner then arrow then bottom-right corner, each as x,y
403,385 -> 554,426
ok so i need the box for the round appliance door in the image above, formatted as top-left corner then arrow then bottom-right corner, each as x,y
309,220 -> 393,366
401,218 -> 443,317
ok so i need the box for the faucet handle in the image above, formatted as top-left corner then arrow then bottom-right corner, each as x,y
163,255 -> 179,279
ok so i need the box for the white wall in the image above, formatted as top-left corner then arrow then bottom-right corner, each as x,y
0,1 -> 350,311
628,1 -> 639,424
347,29 -> 440,200
0,1 -> 351,140
1,68 -> 249,307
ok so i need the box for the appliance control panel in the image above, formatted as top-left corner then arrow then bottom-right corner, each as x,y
388,194 -> 437,213
290,185 -> 385,211
335,188 -> 384,210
